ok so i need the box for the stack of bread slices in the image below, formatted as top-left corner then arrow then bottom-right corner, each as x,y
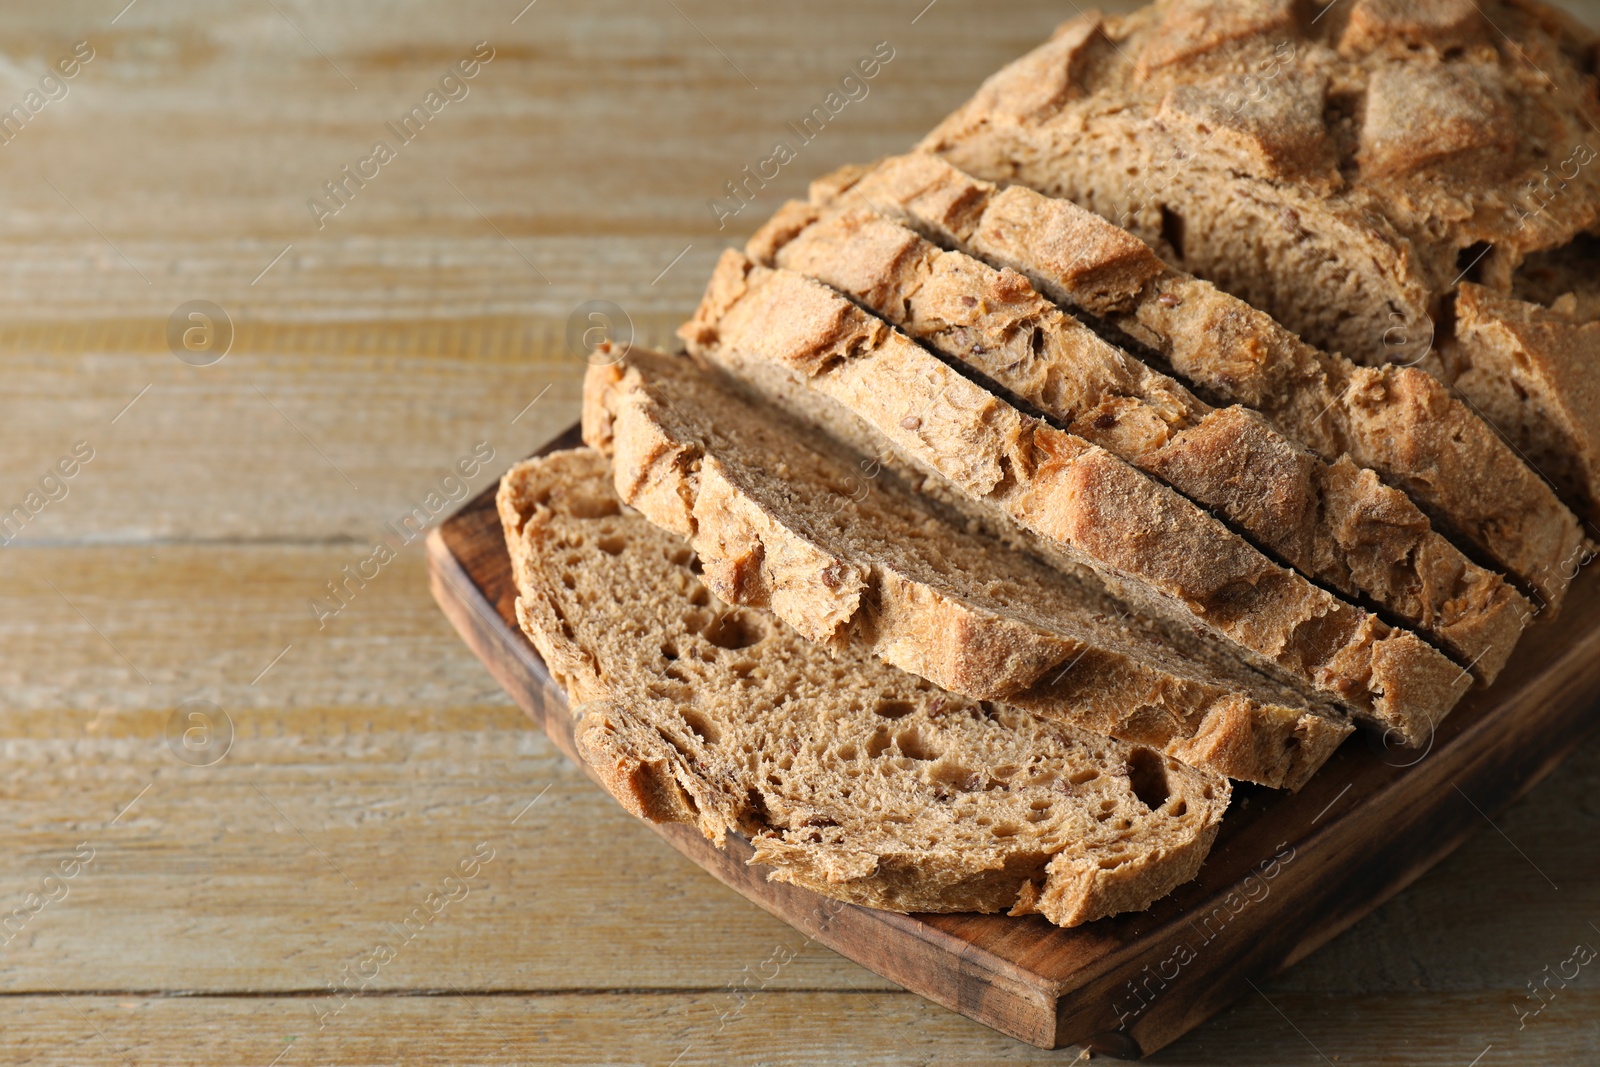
499,0 -> 1599,928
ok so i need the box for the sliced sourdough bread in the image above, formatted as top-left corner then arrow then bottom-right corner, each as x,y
748,198 -> 1531,683
681,250 -> 1472,746
580,346 -> 1350,788
498,446 -> 1232,926
1445,283 -> 1600,533
813,152 -> 1585,613
913,1 -> 1600,552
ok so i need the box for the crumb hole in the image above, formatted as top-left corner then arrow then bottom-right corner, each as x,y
894,728 -> 939,761
873,699 -> 915,720
1159,205 -> 1186,261
1456,241 -> 1493,285
704,613 -> 764,650
1127,748 -> 1171,810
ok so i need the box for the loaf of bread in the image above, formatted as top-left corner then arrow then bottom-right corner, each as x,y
581,345 -> 1350,788
917,0 -> 1600,550
680,251 -> 1471,746
748,196 -> 1531,682
498,446 -> 1232,926
490,0 -> 1597,932
816,152 -> 1585,613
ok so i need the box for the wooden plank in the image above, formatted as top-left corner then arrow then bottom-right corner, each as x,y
429,426 -> 1600,1054
0,0 -> 1139,321
0,325 -> 603,546
0,990 -> 1596,1066
0,542 -> 900,995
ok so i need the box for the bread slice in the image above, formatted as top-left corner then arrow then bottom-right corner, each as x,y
581,346 -> 1350,788
812,152 -> 1585,614
748,198 -> 1531,683
498,446 -> 1232,926
1445,283 -> 1600,531
681,250 -> 1471,746
912,4 -> 1598,591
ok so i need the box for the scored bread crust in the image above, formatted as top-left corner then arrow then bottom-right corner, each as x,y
748,197 -> 1531,683
581,347 -> 1350,788
812,152 -> 1585,614
498,446 -> 1232,926
680,249 -> 1472,746
920,0 -> 1600,345
912,2 -> 1599,576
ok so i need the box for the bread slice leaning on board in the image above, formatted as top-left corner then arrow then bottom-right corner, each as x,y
746,195 -> 1532,684
497,446 -> 1232,927
581,345 -> 1350,789
679,251 -> 1471,746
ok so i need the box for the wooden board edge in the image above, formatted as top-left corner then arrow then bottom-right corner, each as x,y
1067,651 -> 1600,1054
426,434 -> 1600,1058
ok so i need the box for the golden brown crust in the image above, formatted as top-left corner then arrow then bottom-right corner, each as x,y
916,1 -> 1600,561
749,197 -> 1532,682
582,347 -> 1350,788
818,152 -> 1583,613
682,251 -> 1470,745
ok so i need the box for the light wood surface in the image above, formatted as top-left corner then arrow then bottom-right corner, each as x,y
4,1 -> 1599,1063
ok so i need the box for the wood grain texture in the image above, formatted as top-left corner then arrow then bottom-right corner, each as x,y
4,990 -> 1600,1067
4,0 -> 1600,1062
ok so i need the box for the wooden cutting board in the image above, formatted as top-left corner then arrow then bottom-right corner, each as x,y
426,422 -> 1600,1058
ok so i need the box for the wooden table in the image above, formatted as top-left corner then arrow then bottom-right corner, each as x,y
2,2 -> 1597,1063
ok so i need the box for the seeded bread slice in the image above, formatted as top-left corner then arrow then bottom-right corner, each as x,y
748,198 -> 1531,683
581,346 -> 1349,788
682,250 -> 1471,746
813,152 -> 1585,614
499,447 -> 1232,926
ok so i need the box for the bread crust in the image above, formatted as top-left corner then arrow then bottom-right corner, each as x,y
913,2 -> 1598,590
582,348 -> 1351,788
499,447 -> 1232,926
813,152 -> 1585,613
1447,283 -> 1600,531
748,197 -> 1531,682
681,253 -> 1471,746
